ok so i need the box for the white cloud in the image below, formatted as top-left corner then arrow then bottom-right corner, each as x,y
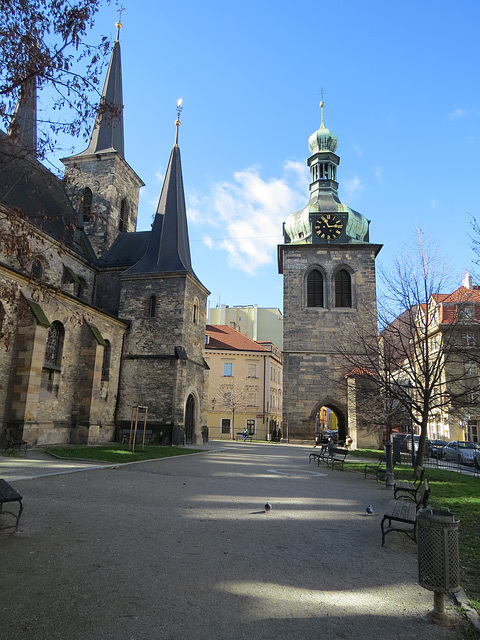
342,174 -> 364,200
352,144 -> 363,157
191,162 -> 308,274
374,167 -> 384,183
431,199 -> 438,208
448,108 -> 468,121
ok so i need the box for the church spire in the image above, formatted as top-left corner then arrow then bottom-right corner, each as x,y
126,103 -> 195,276
7,75 -> 37,156
77,24 -> 124,157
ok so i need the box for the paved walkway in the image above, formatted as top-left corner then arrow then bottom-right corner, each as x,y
0,442 -> 471,639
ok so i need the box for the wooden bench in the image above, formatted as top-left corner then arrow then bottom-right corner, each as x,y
364,456 -> 396,481
327,447 -> 349,470
0,479 -> 23,532
394,466 -> 425,502
121,429 -> 154,445
381,479 -> 429,546
3,428 -> 28,455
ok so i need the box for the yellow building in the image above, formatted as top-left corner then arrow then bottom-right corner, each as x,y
205,325 -> 283,440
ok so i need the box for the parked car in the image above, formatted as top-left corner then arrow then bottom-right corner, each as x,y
475,449 -> 480,470
428,439 -> 448,459
443,441 -> 477,465
406,434 -> 421,452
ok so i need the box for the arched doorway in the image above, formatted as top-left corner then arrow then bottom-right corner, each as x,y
185,394 -> 195,444
314,403 -> 347,444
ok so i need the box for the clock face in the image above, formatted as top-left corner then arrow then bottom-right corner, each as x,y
314,214 -> 344,240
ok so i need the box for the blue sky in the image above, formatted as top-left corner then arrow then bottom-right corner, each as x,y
50,0 -> 480,312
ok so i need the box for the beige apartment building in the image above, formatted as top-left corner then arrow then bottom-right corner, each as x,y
207,304 -> 283,349
204,325 -> 283,440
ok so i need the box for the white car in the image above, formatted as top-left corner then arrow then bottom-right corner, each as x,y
443,441 -> 477,466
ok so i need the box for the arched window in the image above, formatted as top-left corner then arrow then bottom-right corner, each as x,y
101,340 -> 111,381
335,269 -> 352,308
82,187 -> 93,222
148,295 -> 156,318
119,198 -> 128,232
307,269 -> 324,307
31,258 -> 43,279
44,321 -> 64,367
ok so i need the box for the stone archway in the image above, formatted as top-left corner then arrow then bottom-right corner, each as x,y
312,401 -> 347,443
185,394 -> 195,445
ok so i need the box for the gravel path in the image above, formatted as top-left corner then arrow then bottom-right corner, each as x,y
0,443 -> 469,639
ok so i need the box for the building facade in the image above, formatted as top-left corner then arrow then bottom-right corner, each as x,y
278,102 -> 382,447
204,325 -> 283,440
208,304 -> 283,349
0,30 -> 208,447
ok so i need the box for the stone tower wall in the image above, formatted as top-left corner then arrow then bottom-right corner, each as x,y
62,154 -> 143,258
282,243 -> 380,443
116,273 -> 208,443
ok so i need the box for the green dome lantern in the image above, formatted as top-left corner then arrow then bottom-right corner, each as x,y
308,101 -> 338,154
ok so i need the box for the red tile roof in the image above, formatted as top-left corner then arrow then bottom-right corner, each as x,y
205,325 -> 269,352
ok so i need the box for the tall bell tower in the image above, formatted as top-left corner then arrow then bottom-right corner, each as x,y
278,102 -> 382,446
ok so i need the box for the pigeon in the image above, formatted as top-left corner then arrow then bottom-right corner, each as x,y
265,501 -> 272,513
366,505 -> 373,515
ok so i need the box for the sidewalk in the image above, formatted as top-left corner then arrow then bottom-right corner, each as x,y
0,442 -> 470,640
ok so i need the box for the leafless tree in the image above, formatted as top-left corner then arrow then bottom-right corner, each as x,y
336,231 -> 480,468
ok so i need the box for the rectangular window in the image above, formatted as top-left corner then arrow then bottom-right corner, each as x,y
223,363 -> 233,377
465,361 -> 478,376
247,363 -> 257,378
221,419 -> 231,434
246,419 -> 256,434
247,392 -> 257,407
464,332 -> 475,347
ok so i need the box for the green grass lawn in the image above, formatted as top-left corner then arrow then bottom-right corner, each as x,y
345,452 -> 480,610
44,443 -> 202,464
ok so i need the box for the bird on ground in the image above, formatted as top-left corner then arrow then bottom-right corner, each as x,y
366,505 -> 373,515
265,502 -> 272,513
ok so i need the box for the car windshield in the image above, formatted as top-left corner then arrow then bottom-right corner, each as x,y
458,442 -> 476,449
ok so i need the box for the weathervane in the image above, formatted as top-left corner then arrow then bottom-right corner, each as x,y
319,87 -> 325,129
116,6 -> 125,41
175,98 -> 183,145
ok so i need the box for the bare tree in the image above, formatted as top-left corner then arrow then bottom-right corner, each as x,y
0,0 -> 113,158
336,231 -> 480,469
215,380 -> 253,441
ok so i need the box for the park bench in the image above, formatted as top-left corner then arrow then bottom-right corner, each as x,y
393,466 -> 425,502
121,429 -> 154,445
235,432 -> 253,441
381,478 -> 430,546
0,479 -> 23,532
309,445 -> 331,465
3,428 -> 27,455
327,447 -> 349,470
364,456 -> 396,481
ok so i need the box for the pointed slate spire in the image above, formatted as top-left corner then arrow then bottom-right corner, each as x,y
126,142 -> 193,274
77,34 -> 124,157
7,75 -> 37,156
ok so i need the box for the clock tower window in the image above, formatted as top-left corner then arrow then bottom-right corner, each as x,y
307,269 -> 324,307
335,269 -> 352,308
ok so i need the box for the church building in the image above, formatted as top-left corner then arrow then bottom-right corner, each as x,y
0,26 -> 209,447
278,102 -> 382,448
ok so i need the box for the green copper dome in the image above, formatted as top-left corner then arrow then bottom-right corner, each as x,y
308,101 -> 338,154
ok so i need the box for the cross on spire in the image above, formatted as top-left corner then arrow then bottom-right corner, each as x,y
116,6 -> 125,41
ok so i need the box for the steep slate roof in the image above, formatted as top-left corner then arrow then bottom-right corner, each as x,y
206,325 -> 270,352
72,39 -> 124,158
98,231 -> 150,267
0,132 -> 96,261
125,144 -> 197,277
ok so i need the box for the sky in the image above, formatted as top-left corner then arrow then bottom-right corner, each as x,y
47,0 -> 480,314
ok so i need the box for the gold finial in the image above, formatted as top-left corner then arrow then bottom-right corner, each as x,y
175,98 -> 183,146
116,6 -> 125,41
